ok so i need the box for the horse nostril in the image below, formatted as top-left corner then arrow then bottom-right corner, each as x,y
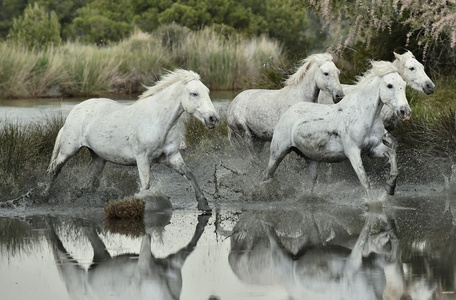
209,115 -> 219,125
425,81 -> 435,94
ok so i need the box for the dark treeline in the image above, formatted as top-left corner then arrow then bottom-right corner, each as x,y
0,0 -> 317,59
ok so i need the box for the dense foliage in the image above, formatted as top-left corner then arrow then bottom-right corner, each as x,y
2,0 -> 312,58
8,3 -> 61,50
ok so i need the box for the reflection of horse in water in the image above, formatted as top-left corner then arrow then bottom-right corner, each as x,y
229,211 -> 435,299
47,214 -> 209,300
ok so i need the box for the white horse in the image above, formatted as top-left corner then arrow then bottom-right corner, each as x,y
319,50 -> 434,131
45,69 -> 219,211
262,61 -> 411,198
227,53 -> 345,158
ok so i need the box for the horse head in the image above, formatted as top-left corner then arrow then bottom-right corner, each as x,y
394,51 -> 435,95
314,55 -> 345,103
374,61 -> 412,121
181,78 -> 220,129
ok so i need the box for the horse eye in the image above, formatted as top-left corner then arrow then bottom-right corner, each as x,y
191,92 -> 199,97
387,84 -> 393,89
409,67 -> 415,71
324,72 -> 329,76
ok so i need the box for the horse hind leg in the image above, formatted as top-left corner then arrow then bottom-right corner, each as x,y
44,130 -> 81,195
87,150 -> 106,190
262,140 -> 290,182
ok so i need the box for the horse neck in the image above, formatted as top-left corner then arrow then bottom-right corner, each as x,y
140,84 -> 185,130
341,78 -> 383,125
281,65 -> 320,106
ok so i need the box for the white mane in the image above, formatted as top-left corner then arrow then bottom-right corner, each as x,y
139,69 -> 201,100
285,53 -> 333,87
355,60 -> 399,86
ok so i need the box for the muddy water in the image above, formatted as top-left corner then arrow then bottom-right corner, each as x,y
1,94 -> 456,299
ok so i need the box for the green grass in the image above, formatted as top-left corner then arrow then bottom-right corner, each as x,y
0,25 -> 284,99
393,79 -> 456,157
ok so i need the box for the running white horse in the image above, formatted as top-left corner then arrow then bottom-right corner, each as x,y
319,50 -> 434,131
45,69 -> 219,211
227,53 -> 345,158
262,61 -> 411,198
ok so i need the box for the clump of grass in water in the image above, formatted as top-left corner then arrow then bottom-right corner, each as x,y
104,197 -> 145,220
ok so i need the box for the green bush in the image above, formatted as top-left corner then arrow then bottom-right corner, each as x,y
8,3 -> 61,50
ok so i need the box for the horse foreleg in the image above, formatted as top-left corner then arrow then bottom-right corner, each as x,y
345,147 -> 372,198
370,143 -> 398,195
382,131 -> 398,150
166,152 -> 211,212
136,156 -> 151,195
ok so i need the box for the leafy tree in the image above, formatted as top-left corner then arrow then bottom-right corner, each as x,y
8,3 -> 61,50
68,0 -> 133,44
35,0 -> 91,40
132,0 -> 309,58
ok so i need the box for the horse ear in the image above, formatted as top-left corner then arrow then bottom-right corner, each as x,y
393,52 -> 401,60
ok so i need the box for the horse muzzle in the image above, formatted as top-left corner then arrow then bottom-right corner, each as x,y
398,106 -> 412,121
205,114 -> 220,129
332,90 -> 345,104
423,80 -> 435,95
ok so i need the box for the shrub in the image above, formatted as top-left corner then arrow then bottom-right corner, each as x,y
8,3 -> 61,50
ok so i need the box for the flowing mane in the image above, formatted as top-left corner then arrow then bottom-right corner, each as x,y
285,53 -> 333,87
354,60 -> 399,87
139,69 -> 201,100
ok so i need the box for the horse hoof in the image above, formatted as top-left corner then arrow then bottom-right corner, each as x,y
385,184 -> 395,195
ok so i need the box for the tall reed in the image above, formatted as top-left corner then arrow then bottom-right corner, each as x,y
0,25 -> 285,99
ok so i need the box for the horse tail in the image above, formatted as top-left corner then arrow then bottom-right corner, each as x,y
47,128 -> 63,173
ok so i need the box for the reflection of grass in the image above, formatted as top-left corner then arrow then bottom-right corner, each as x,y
105,218 -> 146,238
0,217 -> 38,256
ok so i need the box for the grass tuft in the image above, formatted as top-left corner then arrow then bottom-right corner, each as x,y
104,197 -> 145,220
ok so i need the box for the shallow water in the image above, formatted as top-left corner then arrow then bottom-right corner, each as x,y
2,192 -> 456,300
2,94 -> 456,299
0,92 -> 234,125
